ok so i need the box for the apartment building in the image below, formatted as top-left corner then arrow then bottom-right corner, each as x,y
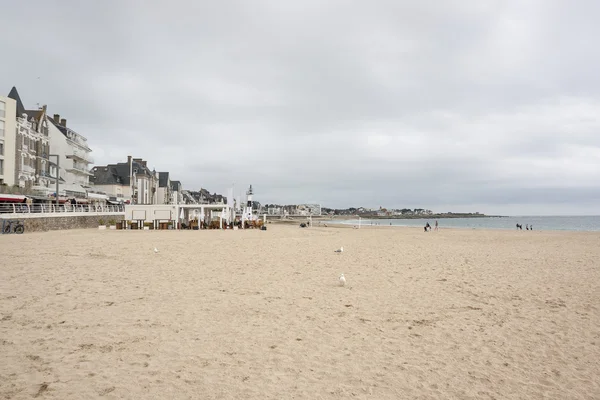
47,114 -> 94,197
0,94 -> 17,186
157,172 -> 172,204
5,87 -> 55,191
91,156 -> 159,204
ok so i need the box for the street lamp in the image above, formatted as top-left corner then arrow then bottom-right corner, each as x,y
49,154 -> 60,208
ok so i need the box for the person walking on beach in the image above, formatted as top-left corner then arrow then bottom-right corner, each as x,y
526,224 -> 529,231
435,220 -> 439,231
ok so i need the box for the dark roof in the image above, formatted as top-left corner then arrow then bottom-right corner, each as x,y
91,160 -> 155,186
47,116 -> 68,136
91,166 -> 126,185
7,86 -> 25,118
130,161 -> 153,178
158,172 -> 170,188
24,109 -> 44,122
46,116 -> 92,150
170,180 -> 182,191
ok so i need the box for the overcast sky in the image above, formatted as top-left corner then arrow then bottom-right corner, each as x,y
1,1 -> 599,215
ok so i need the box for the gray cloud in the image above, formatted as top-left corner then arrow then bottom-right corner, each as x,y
2,0 -> 599,215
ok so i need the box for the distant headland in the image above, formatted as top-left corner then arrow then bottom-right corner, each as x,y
320,207 -> 504,219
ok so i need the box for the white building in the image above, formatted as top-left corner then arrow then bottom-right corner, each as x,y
170,180 -> 183,204
47,113 -> 94,198
267,206 -> 282,215
0,95 -> 17,186
296,204 -> 322,216
157,172 -> 172,204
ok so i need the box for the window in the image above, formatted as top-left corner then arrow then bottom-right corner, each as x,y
0,159 -> 3,175
0,100 -> 5,118
0,120 -> 4,137
0,142 -> 3,155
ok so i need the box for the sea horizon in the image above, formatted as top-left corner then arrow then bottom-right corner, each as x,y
322,215 -> 600,232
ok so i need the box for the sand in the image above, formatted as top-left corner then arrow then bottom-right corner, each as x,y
1,224 -> 599,399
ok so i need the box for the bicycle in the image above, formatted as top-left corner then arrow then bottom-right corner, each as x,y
1,219 -> 25,234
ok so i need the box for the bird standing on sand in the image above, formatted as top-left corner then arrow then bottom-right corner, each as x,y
339,274 -> 346,286
154,247 -> 159,253
334,246 -> 344,253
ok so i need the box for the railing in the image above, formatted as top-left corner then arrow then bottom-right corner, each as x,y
68,164 -> 92,175
0,203 -> 125,215
67,147 -> 94,164
66,133 -> 91,151
22,165 -> 35,174
39,171 -> 56,179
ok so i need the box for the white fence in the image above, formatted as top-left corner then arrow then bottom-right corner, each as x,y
0,203 -> 125,218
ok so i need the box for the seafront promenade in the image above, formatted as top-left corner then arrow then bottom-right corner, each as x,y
0,203 -> 125,233
0,203 -> 125,217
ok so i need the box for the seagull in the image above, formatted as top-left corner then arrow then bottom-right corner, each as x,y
334,246 -> 343,253
154,247 -> 159,253
339,274 -> 346,286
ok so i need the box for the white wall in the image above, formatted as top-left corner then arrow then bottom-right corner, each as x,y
0,96 -> 17,186
47,120 -> 70,184
93,183 -> 131,201
157,186 -> 169,204
47,118 -> 92,191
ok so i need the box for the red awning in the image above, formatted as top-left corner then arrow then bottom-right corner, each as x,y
0,194 -> 27,203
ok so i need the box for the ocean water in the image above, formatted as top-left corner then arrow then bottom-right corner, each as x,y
322,216 -> 600,232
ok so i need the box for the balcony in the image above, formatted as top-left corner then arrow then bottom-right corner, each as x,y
67,164 -> 93,176
21,165 -> 35,175
65,131 -> 92,151
39,171 -> 57,181
66,147 -> 94,164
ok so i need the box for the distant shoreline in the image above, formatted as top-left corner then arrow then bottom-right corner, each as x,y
266,214 -> 506,222
348,214 -> 505,220
319,214 -> 505,220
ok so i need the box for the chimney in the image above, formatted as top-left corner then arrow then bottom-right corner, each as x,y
53,114 -> 60,123
127,155 -> 132,165
60,118 -> 67,127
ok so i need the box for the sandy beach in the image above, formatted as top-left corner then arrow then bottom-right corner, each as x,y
1,224 -> 599,399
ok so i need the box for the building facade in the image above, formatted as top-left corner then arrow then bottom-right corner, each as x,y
297,204 -> 322,216
170,180 -> 182,204
0,95 -> 17,186
15,108 -> 51,190
91,156 -> 160,205
157,172 -> 171,204
6,87 -> 57,192
131,158 -> 158,204
90,164 -> 131,203
47,114 -> 93,198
